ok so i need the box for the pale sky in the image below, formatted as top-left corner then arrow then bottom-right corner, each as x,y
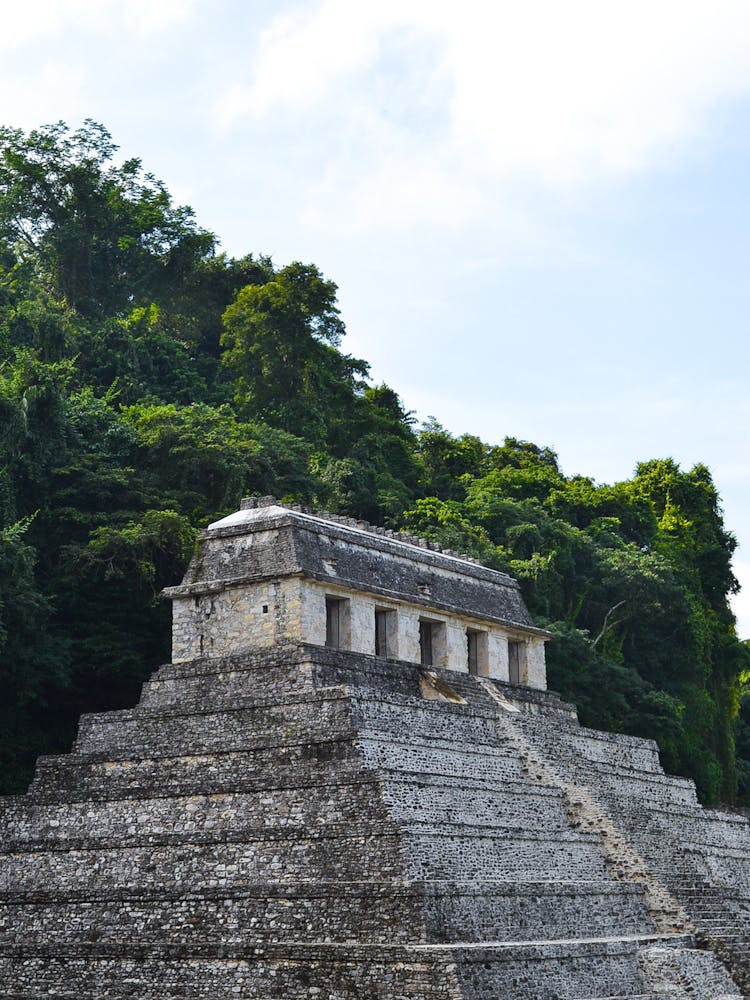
3,1 -> 750,634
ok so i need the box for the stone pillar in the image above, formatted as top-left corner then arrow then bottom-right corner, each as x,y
300,581 -> 327,646
277,578 -> 303,644
488,631 -> 510,681
397,606 -> 421,664
526,638 -> 548,690
445,621 -> 469,673
350,595 -> 377,655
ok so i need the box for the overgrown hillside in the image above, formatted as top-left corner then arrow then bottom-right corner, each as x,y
2,121 -> 749,804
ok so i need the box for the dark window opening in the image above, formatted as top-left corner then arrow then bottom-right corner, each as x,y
508,640 -> 523,685
326,598 -> 345,648
375,609 -> 389,658
419,620 -> 434,666
467,631 -> 479,675
262,604 -> 269,614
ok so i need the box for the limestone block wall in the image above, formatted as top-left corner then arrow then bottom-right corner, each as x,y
171,578 -> 304,662
172,577 -> 547,688
0,642 -> 746,998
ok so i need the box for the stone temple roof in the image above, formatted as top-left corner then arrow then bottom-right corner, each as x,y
165,496 -> 550,638
210,495 -> 487,567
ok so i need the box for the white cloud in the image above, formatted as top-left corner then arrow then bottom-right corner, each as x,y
227,2 -> 386,119
0,0 -> 196,50
0,0 -> 82,47
217,0 -> 750,232
119,0 -> 197,36
0,59 -> 88,128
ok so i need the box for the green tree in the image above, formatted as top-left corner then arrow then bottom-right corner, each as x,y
122,401 -> 317,519
0,349 -> 72,525
0,517 -> 71,792
56,509 -> 196,711
0,120 -> 215,318
404,439 -> 747,803
417,419 -> 490,500
315,385 -> 421,522
222,262 -> 368,444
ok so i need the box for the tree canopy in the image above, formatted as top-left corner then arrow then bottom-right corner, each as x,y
0,120 -> 215,319
1,120 -> 748,807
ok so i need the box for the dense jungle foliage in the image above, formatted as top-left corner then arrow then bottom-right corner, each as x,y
2,121 -> 750,804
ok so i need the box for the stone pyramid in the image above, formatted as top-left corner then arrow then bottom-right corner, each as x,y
1,498 -> 748,999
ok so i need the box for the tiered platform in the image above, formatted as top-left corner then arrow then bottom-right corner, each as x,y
0,644 -> 744,998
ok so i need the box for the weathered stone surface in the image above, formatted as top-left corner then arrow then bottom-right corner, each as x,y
0,502 -> 747,998
163,499 -> 550,686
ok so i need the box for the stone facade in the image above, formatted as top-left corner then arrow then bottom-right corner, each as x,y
163,497 -> 550,687
0,499 -> 749,998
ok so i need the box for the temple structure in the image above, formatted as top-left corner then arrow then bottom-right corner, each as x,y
164,496 -> 550,685
1,497 -> 749,998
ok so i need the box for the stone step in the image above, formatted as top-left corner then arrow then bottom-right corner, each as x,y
72,686 -> 524,760
445,937 -> 691,1000
349,694 -> 512,745
26,733 -> 547,807
0,782 -> 393,846
138,648 -> 317,710
0,879 -> 655,948
0,944 -> 461,1000
0,938 -> 702,1000
516,715 -> 700,799
1,776 -> 594,849
548,758 -> 700,809
610,814 -> 750,857
48,751 -> 544,805
0,822 -> 611,891
637,840 -> 750,887
359,733 -> 526,781
0,882 -> 425,946
551,729 -> 663,774
310,649 -> 533,709
72,690 -> 356,756
422,879 -> 656,943
309,648 -> 426,699
429,670 -> 578,721
27,738 -> 364,801
381,773 -> 572,830
0,824 -> 408,891
400,825 -> 610,881
637,942 -> 744,998
590,792 -> 749,832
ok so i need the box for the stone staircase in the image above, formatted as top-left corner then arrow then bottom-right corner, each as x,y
0,643 -> 744,998
318,648 -> 743,998
501,678 -> 750,995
